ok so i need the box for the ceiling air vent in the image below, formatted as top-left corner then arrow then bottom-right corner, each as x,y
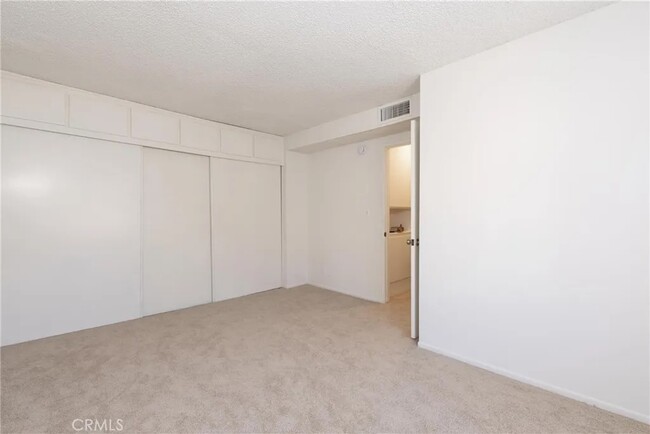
379,99 -> 411,123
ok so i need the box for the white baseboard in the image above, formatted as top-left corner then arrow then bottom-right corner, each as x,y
308,282 -> 384,303
417,341 -> 650,425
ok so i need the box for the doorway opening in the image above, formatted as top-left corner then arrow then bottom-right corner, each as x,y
386,144 -> 412,301
383,120 -> 419,339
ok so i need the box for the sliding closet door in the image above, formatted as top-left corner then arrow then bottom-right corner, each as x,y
142,148 -> 211,315
211,158 -> 282,301
2,126 -> 142,345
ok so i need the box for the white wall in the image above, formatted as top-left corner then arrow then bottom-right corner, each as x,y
419,2 -> 649,423
284,151 -> 310,288
308,131 -> 409,302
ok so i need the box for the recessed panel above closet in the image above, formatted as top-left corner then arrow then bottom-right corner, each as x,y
132,108 -> 180,144
254,134 -> 284,163
220,128 -> 254,157
1,77 -> 66,125
69,93 -> 130,136
180,118 -> 221,152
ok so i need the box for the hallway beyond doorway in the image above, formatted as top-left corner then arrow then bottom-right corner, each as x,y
389,278 -> 410,300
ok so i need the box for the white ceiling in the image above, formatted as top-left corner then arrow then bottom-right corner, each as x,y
1,1 -> 607,136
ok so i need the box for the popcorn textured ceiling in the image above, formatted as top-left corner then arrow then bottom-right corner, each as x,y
1,1 -> 607,135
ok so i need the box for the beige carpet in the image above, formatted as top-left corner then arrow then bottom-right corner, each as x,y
1,285 -> 648,433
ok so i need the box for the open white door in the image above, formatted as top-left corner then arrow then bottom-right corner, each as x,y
410,119 -> 420,339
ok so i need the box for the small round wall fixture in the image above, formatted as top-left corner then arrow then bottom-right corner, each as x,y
357,144 -> 367,155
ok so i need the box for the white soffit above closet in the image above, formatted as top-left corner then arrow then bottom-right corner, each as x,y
1,1 -> 608,136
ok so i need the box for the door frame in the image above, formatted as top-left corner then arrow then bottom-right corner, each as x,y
409,119 -> 420,339
383,142 -> 412,303
382,120 -> 420,339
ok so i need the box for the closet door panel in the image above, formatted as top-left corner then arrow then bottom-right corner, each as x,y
211,158 -> 282,301
1,126 -> 142,345
142,148 -> 212,315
